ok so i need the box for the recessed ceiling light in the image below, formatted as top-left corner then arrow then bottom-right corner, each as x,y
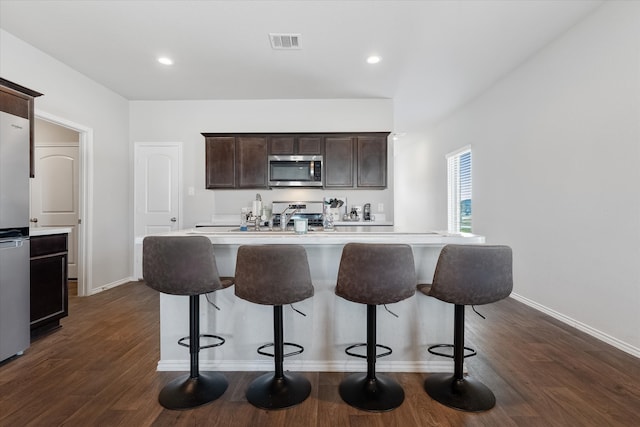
366,55 -> 381,64
157,57 -> 174,66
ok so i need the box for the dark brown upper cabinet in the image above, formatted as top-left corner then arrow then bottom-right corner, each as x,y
236,136 -> 268,188
204,134 -> 268,189
204,132 -> 388,190
205,136 -> 236,188
324,133 -> 389,189
324,136 -> 354,188
0,78 -> 43,177
356,134 -> 387,188
268,135 -> 322,155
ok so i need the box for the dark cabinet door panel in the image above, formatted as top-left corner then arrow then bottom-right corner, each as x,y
324,137 -> 354,187
237,136 -> 268,188
357,136 -> 387,188
30,233 -> 68,337
205,137 -> 236,188
269,136 -> 295,154
269,136 -> 322,155
30,255 -> 68,325
298,137 -> 322,155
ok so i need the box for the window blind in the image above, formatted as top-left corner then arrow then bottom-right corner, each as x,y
447,146 -> 472,233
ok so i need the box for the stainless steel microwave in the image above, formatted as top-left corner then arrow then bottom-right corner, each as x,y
268,155 -> 323,187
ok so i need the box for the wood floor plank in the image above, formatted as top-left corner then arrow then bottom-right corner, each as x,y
1,282 -> 639,426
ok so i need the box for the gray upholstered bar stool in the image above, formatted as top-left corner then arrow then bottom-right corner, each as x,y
335,243 -> 416,412
142,235 -> 233,410
234,244 -> 314,410
418,244 -> 512,412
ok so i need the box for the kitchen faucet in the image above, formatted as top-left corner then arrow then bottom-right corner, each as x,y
279,206 -> 298,231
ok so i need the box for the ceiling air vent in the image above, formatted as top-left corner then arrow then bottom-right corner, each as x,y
269,33 -> 301,50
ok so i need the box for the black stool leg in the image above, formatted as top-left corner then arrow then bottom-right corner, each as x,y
339,304 -> 405,412
246,305 -> 311,409
158,295 -> 228,410
425,304 -> 496,412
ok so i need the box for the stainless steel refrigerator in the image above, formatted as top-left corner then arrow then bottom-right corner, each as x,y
0,109 -> 31,362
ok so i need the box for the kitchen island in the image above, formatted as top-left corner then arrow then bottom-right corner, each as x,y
153,227 -> 485,374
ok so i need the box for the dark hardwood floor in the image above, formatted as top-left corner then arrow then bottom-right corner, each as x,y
1,281 -> 638,426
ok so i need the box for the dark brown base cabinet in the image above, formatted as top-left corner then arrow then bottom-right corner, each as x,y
30,234 -> 68,338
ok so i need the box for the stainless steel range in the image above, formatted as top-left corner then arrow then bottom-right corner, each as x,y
272,201 -> 324,228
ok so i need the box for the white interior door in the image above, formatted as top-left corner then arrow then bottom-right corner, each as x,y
134,143 -> 182,279
30,145 -> 79,278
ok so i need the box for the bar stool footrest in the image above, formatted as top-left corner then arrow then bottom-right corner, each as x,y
427,343 -> 476,359
345,343 -> 392,359
178,333 -> 226,349
257,342 -> 304,358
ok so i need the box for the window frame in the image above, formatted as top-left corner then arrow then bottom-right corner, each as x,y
446,146 -> 472,233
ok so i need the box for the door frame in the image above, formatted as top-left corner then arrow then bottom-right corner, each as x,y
35,110 -> 93,297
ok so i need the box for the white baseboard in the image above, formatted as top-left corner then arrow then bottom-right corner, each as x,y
157,359 -> 454,373
85,277 -> 134,296
510,293 -> 640,358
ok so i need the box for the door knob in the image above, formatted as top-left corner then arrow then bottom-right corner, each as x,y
170,217 -> 177,222
30,218 -> 38,223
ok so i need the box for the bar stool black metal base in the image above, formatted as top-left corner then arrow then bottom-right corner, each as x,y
339,372 -> 405,412
246,371 -> 311,410
158,371 -> 228,410
424,373 -> 496,412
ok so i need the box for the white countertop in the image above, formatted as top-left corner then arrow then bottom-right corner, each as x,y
30,226 -> 72,237
196,220 -> 394,227
177,226 -> 484,245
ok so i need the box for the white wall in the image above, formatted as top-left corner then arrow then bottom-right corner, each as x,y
1,29 -> 132,294
396,2 -> 640,354
129,99 -> 394,227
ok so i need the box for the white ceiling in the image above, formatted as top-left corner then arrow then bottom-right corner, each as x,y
0,0 -> 603,127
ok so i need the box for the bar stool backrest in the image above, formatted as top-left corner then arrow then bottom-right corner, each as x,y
430,244 -> 513,305
143,235 -> 224,296
234,244 -> 314,305
336,243 -> 416,305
